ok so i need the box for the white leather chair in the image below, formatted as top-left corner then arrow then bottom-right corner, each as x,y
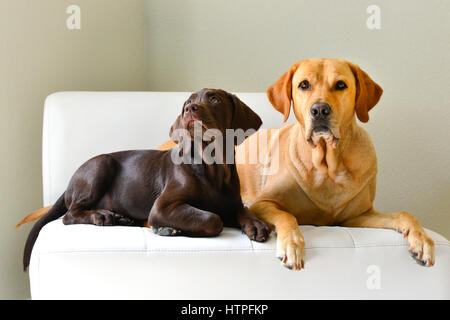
29,92 -> 449,299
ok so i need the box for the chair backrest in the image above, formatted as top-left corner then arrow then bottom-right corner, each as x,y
42,91 -> 283,205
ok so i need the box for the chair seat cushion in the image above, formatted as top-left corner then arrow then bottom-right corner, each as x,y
29,219 -> 449,299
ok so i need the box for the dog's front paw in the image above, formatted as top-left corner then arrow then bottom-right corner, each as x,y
241,217 -> 271,242
90,210 -> 116,226
276,228 -> 305,271
405,229 -> 435,267
113,213 -> 135,226
152,226 -> 182,236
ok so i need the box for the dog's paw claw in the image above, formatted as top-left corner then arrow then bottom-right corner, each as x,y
277,230 -> 305,271
153,226 -> 182,236
406,230 -> 435,267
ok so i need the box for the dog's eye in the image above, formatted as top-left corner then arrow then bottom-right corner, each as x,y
335,80 -> 347,90
298,80 -> 311,91
210,96 -> 220,104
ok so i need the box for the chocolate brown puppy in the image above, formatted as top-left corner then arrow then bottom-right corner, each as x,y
22,88 -> 270,270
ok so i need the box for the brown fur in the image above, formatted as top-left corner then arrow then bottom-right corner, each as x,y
16,140 -> 174,227
21,88 -> 270,271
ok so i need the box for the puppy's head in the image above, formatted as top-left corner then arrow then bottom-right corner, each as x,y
267,58 -> 383,146
170,88 -> 262,144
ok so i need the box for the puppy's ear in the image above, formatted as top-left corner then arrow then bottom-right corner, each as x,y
266,62 -> 300,122
169,114 -> 183,143
347,62 -> 383,123
228,93 -> 262,133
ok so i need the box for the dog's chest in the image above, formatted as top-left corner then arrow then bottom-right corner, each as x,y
289,158 -> 359,216
308,170 -> 353,210
191,167 -> 242,214
197,186 -> 242,220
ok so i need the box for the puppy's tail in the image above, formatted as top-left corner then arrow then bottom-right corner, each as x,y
23,193 -> 67,271
15,206 -> 53,229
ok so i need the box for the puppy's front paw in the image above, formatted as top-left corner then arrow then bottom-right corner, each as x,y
90,210 -> 116,226
113,213 -> 135,226
405,229 -> 435,267
152,226 -> 182,236
276,228 -> 305,271
241,217 -> 271,242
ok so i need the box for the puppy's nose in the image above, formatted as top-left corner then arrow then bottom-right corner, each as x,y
184,104 -> 199,114
310,102 -> 331,120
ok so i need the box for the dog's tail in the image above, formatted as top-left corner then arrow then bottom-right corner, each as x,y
15,206 -> 53,229
23,193 -> 67,271
156,140 -> 177,151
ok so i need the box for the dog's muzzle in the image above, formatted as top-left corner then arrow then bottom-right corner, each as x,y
310,102 -> 332,132
307,102 -> 339,148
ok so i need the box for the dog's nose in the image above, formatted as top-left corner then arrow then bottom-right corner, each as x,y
184,104 -> 199,114
310,102 -> 331,120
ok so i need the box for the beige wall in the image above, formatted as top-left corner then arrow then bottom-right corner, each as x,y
146,0 -> 450,238
1,0 -> 449,299
0,0 -> 148,299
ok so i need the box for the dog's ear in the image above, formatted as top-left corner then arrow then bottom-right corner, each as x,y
347,62 -> 383,123
228,93 -> 262,133
169,114 -> 184,143
266,62 -> 300,122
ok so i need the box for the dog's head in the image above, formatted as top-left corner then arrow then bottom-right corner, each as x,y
170,88 -> 262,144
267,58 -> 382,146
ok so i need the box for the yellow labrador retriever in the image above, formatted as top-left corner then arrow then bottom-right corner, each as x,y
17,58 -> 435,271
236,58 -> 434,270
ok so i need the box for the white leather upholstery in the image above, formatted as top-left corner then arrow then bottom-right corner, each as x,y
30,92 -> 450,299
30,220 -> 450,299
